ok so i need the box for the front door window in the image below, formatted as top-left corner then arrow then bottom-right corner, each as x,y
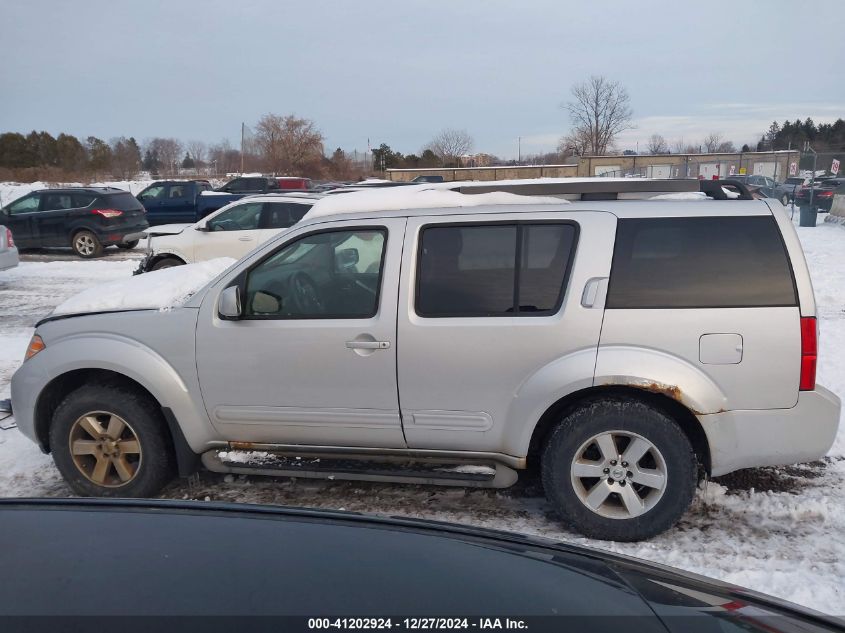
243,229 -> 386,319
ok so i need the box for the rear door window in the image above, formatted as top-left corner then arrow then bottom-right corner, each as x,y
262,202 -> 312,229
41,193 -> 74,210
607,216 -> 797,308
416,222 -> 577,317
168,184 -> 187,199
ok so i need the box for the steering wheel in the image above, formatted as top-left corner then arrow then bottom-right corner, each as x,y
290,272 -> 324,314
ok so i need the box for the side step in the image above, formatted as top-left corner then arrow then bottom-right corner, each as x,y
202,449 -> 518,489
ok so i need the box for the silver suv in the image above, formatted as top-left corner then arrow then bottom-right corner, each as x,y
10,180 -> 840,541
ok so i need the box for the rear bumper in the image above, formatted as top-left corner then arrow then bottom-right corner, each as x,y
0,247 -> 19,271
94,222 -> 149,245
699,385 -> 841,477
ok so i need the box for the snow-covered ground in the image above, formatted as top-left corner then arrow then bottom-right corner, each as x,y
0,219 -> 843,614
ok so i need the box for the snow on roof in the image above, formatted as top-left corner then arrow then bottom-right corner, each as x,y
304,185 -> 566,219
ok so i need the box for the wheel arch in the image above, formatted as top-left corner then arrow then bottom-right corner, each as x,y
526,385 -> 711,477
35,368 -> 200,477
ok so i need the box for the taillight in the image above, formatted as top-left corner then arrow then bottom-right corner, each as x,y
818,191 -> 834,197
5,228 -> 13,248
91,208 -> 123,218
799,317 -> 817,391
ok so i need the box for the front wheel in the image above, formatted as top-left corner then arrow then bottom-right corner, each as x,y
49,384 -> 176,497
541,398 -> 697,541
151,256 -> 184,271
71,230 -> 103,258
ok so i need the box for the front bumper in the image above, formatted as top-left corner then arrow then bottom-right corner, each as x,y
699,385 -> 841,477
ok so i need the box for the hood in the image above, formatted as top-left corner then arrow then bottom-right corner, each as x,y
145,223 -> 192,236
49,257 -> 237,317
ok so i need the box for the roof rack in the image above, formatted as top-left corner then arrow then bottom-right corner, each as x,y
447,178 -> 754,201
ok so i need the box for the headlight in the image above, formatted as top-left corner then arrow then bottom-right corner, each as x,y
24,334 -> 45,361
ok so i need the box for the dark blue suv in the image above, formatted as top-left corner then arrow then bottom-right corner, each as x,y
0,187 -> 149,258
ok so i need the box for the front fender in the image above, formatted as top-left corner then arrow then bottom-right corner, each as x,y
594,345 -> 728,415
26,333 -> 218,453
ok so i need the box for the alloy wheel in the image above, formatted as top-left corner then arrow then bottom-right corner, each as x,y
570,430 -> 667,519
75,234 -> 96,256
68,411 -> 142,487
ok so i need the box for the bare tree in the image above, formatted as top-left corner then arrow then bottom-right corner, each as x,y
716,140 -> 736,153
562,76 -> 633,156
255,113 -> 324,175
426,128 -> 473,166
672,138 -> 699,154
109,137 -> 141,179
703,132 -> 723,153
558,128 -> 591,157
209,139 -> 241,174
145,137 -> 182,175
186,140 -> 207,167
647,134 -> 668,154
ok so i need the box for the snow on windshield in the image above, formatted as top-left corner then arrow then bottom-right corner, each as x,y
52,258 -> 236,315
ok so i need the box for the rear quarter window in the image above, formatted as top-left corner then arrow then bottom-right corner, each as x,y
104,192 -> 145,211
607,216 -> 797,308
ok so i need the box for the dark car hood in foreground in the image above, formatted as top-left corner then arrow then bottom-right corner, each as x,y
0,498 -> 840,632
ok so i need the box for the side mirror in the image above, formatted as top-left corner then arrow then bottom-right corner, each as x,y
335,247 -> 359,270
218,286 -> 242,319
251,290 -> 282,315
195,221 -> 209,232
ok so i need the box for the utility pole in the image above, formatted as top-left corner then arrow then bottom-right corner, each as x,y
805,141 -> 817,209
518,137 -> 521,165
240,122 -> 245,174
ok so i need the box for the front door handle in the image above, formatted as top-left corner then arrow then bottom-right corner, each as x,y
346,340 -> 390,350
238,236 -> 253,242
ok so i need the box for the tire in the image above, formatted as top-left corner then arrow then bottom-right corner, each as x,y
49,383 -> 176,497
71,230 -> 103,258
118,240 -> 140,250
541,398 -> 697,542
151,256 -> 184,271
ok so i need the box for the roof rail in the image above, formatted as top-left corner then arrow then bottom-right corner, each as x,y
447,178 -> 754,201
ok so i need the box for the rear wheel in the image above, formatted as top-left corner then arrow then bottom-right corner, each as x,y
118,240 -> 140,250
71,230 -> 103,258
541,398 -> 697,541
151,256 -> 184,271
49,384 -> 176,497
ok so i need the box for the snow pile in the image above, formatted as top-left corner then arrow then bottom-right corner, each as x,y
306,185 -> 566,219
52,257 -> 235,315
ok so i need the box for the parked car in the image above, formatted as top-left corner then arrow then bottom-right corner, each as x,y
1,498 -> 842,629
276,176 -> 313,190
10,179 -> 840,542
795,178 -> 845,212
217,175 -> 281,194
412,175 -> 445,183
135,193 -> 319,272
135,180 -> 215,225
0,187 -> 148,258
775,176 -> 808,205
725,174 -> 776,197
0,224 -> 19,271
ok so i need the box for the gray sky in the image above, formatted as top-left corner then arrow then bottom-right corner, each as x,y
2,0 -> 843,159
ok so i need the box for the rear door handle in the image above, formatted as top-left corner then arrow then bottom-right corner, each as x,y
238,236 -> 253,241
346,340 -> 390,350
